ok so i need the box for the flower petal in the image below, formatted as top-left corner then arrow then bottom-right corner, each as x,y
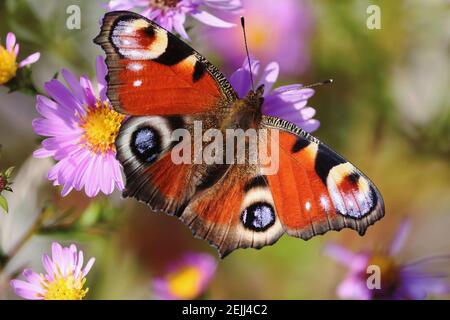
229,59 -> 260,98
204,0 -> 243,12
80,76 -> 97,107
99,156 -> 115,194
191,10 -> 236,28
389,218 -> 411,256
22,269 -> 43,286
110,153 -> 125,190
62,69 -> 87,106
258,62 -> 279,94
85,155 -> 102,197
108,0 -> 138,10
72,150 -> 96,191
10,280 -> 44,300
83,257 -> 95,276
173,13 -> 190,41
18,52 -> 40,68
337,275 -> 372,300
13,43 -> 19,57
6,32 -> 16,53
44,79 -> 84,115
33,147 -> 55,159
153,278 -> 176,300
32,118 -> 76,137
324,243 -> 363,268
298,119 -> 320,133
96,56 -> 108,101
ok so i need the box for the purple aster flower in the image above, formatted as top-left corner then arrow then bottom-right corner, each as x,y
10,242 -> 95,300
32,56 -> 125,197
229,57 -> 319,132
205,0 -> 313,75
152,252 -> 217,299
0,32 -> 40,85
325,219 -> 450,300
107,0 -> 243,40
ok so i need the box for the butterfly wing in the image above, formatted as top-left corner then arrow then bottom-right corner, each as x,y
262,116 -> 384,240
180,163 -> 285,257
178,116 -> 384,257
95,11 -> 384,257
95,11 -> 238,212
116,115 -> 190,213
94,11 -> 237,116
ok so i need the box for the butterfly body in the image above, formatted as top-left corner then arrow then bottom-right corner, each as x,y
222,84 -> 265,131
95,11 -> 385,257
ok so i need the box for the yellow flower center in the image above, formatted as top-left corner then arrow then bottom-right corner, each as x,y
368,254 -> 401,296
43,273 -> 89,300
249,28 -> 268,49
0,46 -> 17,85
79,101 -> 125,154
167,266 -> 202,299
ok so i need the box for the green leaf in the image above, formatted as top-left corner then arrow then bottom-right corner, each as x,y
4,166 -> 14,178
4,67 -> 39,95
0,195 -> 8,213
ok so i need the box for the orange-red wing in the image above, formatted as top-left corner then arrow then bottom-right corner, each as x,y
177,118 -> 384,258
116,115 -> 202,214
94,11 -> 237,116
263,116 -> 385,239
180,165 -> 285,258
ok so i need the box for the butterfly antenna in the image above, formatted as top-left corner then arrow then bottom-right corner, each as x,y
276,79 -> 334,94
241,16 -> 255,91
303,79 -> 334,89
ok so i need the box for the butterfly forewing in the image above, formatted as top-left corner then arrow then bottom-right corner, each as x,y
94,11 -> 237,116
262,116 -> 385,239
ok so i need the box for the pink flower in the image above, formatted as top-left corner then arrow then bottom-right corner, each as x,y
325,219 -> 450,300
0,32 -> 40,84
229,57 -> 320,132
32,56 -> 125,197
205,0 -> 314,75
10,242 -> 95,300
107,0 -> 243,40
152,253 -> 217,299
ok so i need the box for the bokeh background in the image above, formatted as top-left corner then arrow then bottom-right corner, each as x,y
0,0 -> 449,299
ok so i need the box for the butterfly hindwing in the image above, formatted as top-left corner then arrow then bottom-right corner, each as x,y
116,114 -> 233,215
94,11 -> 237,116
116,115 -> 196,213
180,164 -> 285,257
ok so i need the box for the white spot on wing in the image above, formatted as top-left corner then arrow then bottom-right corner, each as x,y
305,201 -> 311,211
320,195 -> 330,213
133,80 -> 142,87
127,62 -> 144,71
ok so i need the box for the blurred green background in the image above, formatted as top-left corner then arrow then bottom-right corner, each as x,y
0,0 -> 449,299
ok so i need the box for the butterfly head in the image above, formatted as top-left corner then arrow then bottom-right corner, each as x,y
246,83 -> 265,107
227,84 -> 265,130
